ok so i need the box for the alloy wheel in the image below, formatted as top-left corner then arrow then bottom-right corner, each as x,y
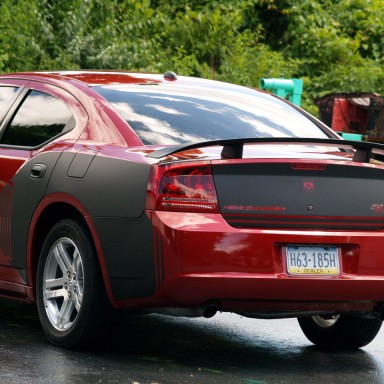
42,237 -> 84,331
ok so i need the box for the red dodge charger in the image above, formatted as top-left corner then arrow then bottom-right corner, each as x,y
0,70 -> 383,349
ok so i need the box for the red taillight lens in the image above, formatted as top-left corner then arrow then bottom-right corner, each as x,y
146,162 -> 219,212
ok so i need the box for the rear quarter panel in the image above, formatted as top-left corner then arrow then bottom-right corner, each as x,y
45,147 -> 156,301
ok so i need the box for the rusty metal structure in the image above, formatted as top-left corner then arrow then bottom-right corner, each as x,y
316,92 -> 384,142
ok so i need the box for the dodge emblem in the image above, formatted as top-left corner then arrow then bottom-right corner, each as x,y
303,179 -> 315,193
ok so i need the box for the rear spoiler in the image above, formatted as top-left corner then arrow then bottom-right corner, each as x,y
146,137 -> 384,162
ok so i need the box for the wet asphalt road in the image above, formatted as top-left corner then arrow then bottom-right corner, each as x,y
1,298 -> 384,384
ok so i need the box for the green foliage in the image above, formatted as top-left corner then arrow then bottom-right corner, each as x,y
0,0 -> 50,71
310,59 -> 384,96
0,0 -> 383,115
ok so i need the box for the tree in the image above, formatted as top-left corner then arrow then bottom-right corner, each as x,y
0,0 -> 382,115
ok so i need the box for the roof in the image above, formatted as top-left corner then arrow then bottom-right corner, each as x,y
52,71 -> 164,86
0,70 -> 163,86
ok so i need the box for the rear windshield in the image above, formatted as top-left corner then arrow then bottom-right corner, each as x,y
93,83 -> 330,145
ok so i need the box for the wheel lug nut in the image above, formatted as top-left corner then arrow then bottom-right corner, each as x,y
68,292 -> 72,298
64,283 -> 68,289
67,271 -> 70,278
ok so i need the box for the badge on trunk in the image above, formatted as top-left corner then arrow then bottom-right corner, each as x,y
303,179 -> 315,193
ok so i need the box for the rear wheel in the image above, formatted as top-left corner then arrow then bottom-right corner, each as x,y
298,314 -> 382,349
36,219 -> 109,348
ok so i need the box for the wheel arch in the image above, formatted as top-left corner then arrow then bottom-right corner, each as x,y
27,196 -> 115,306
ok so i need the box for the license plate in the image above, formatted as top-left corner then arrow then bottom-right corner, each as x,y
286,245 -> 340,276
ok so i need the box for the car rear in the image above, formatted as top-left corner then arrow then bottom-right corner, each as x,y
90,74 -> 384,317
143,139 -> 384,317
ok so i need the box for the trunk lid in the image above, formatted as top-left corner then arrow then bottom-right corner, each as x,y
212,160 -> 384,230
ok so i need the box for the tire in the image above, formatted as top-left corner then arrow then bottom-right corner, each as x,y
298,314 -> 382,349
36,218 -> 109,349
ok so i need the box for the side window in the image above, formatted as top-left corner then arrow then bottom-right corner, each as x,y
1,90 -> 75,147
0,86 -> 19,120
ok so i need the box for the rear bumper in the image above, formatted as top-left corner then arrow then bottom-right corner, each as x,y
154,274 -> 384,314
115,211 -> 384,313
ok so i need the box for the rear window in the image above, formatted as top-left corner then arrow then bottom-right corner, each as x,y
94,83 -> 330,145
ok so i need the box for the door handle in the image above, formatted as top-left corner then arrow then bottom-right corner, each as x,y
31,164 -> 47,179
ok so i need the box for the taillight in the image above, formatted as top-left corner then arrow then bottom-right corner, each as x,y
146,162 -> 219,212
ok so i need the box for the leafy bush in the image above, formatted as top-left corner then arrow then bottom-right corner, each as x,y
0,0 -> 382,115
